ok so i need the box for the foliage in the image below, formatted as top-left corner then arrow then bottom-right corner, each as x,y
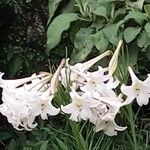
0,0 -> 150,150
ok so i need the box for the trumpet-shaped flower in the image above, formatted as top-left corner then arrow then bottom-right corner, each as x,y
31,89 -> 60,120
89,94 -> 126,136
0,72 -> 48,88
0,87 -> 39,130
60,51 -> 111,89
121,66 -> 150,106
61,90 -> 100,122
81,66 -> 119,98
94,114 -> 126,136
0,60 -> 64,130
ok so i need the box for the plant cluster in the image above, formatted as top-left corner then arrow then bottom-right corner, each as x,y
0,0 -> 150,149
0,41 -> 150,149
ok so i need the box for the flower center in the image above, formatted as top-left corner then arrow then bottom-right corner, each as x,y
90,79 -> 97,87
133,83 -> 141,95
40,100 -> 46,111
75,99 -> 83,110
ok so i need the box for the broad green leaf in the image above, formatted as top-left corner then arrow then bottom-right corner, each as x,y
128,42 -> 139,67
128,0 -> 144,10
93,6 -> 107,19
71,28 -> 94,63
124,27 -> 141,43
47,13 -> 78,52
137,31 -> 150,48
124,11 -> 147,24
47,0 -> 63,24
103,24 -> 120,45
62,0 -> 75,13
144,4 -> 150,18
144,23 -> 150,37
40,140 -> 49,150
93,31 -> 108,52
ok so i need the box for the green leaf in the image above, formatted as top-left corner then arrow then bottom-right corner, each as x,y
8,139 -> 17,150
56,138 -> 68,150
144,4 -> 150,18
124,11 -> 147,24
144,23 -> 150,38
93,31 -> 108,52
40,140 -> 49,150
128,0 -> 144,10
137,31 -> 150,48
103,24 -> 120,45
71,28 -> 94,63
47,13 -> 78,52
93,6 -> 108,19
128,42 -> 139,67
70,121 -> 87,150
124,27 -> 141,43
47,0 -> 63,24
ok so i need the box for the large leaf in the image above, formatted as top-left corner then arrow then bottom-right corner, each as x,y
124,27 -> 141,43
103,24 -> 120,45
124,11 -> 147,24
93,31 -> 108,52
128,0 -> 144,10
47,13 -> 78,52
137,31 -> 150,48
93,6 -> 108,20
71,28 -> 94,63
144,23 -> 150,38
144,4 -> 150,18
47,0 -> 63,24
128,43 -> 139,67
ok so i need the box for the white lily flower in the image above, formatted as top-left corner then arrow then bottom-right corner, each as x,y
0,88 -> 38,130
61,90 -> 100,122
108,40 -> 123,76
90,94 -> 124,122
0,72 -> 48,88
81,66 -> 119,98
31,89 -> 60,120
121,66 -> 150,106
94,114 -> 126,136
0,60 -> 64,130
60,50 -> 111,89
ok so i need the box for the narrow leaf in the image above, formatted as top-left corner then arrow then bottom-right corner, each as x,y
40,140 -> 49,150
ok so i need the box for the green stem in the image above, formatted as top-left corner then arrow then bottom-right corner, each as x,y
127,105 -> 138,150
